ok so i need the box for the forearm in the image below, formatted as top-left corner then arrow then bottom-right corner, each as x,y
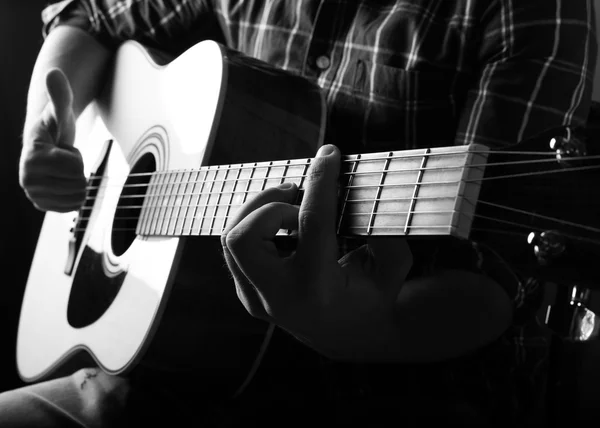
390,269 -> 513,362
318,269 -> 513,364
24,25 -> 112,135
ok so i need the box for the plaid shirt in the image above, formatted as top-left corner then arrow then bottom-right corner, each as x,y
41,0 -> 597,425
42,0 -> 596,152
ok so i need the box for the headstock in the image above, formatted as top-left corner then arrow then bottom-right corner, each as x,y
470,127 -> 600,289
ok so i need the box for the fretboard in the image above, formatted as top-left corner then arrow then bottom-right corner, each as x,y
135,144 -> 488,239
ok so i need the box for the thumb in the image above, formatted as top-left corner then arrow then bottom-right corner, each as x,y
367,237 -> 413,294
45,68 -> 75,146
296,144 -> 341,264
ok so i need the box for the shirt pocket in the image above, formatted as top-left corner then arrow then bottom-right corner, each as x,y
353,60 -> 453,107
350,60 -> 458,150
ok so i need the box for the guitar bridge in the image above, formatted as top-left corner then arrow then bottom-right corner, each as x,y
63,140 -> 114,276
64,214 -> 81,275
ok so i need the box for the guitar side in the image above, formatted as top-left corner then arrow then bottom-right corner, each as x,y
17,40 -> 325,384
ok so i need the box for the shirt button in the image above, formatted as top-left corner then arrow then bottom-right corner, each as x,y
315,55 -> 331,70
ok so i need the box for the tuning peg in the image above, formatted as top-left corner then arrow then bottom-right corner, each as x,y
527,230 -> 567,265
549,127 -> 587,163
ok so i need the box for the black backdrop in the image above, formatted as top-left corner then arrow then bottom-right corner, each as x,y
0,1 -> 47,392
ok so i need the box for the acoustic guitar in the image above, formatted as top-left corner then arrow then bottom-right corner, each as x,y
16,40 -> 600,392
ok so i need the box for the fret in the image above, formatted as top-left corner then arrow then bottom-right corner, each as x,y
138,174 -> 157,235
261,162 -> 273,191
194,166 -> 217,236
175,170 -> 193,236
246,163 -> 269,203
264,161 -> 287,189
366,152 -> 393,235
337,155 -> 360,235
187,168 -> 206,235
154,171 -> 172,235
208,165 -> 230,236
207,166 -> 228,235
404,149 -> 430,235
297,157 -> 310,192
134,144 -> 483,239
157,172 -> 177,236
280,160 -> 290,185
274,158 -> 306,237
141,172 -> 157,235
222,163 -> 243,233
148,171 -> 169,235
285,158 -> 308,190
136,174 -> 149,235
242,163 -> 258,205
165,171 -> 185,236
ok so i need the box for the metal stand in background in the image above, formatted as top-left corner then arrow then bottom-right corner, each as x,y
544,284 -> 598,427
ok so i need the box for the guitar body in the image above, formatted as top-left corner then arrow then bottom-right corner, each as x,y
18,38 -> 600,394
17,40 -> 325,386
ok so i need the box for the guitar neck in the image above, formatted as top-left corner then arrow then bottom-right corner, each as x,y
133,144 -> 488,239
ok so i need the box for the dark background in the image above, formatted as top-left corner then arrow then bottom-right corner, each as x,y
1,1 -> 600,424
0,0 -> 47,392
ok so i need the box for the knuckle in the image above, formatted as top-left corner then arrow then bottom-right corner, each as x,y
264,201 -> 286,213
246,306 -> 265,320
220,233 -> 229,248
75,191 -> 87,206
307,159 -> 326,183
224,228 -> 245,252
235,289 -> 265,320
298,209 -> 321,232
76,176 -> 88,191
32,202 -> 47,212
18,171 -> 34,189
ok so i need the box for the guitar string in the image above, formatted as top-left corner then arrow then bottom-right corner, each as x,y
72,197 -> 600,239
98,204 -> 600,236
73,160 -> 600,236
84,152 -> 600,191
73,213 -> 600,247
71,156 -> 600,237
76,182 -> 591,237
85,148 -> 560,183
476,201 -> 600,234
79,162 -> 600,206
469,228 -> 600,247
80,194 -> 457,207
83,199 -> 600,236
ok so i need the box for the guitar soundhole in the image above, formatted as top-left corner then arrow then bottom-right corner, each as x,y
111,153 -> 156,256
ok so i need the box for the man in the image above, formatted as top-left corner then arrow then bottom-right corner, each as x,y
2,0 -> 596,426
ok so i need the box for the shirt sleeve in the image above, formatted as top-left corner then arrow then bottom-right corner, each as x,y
41,0 -> 221,54
456,0 -> 598,148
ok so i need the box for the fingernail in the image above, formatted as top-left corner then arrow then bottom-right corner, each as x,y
316,145 -> 335,157
278,182 -> 295,190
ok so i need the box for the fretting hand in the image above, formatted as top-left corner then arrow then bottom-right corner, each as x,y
19,68 -> 86,212
221,144 -> 413,361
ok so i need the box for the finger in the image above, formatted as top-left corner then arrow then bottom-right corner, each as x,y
223,202 -> 299,303
221,244 -> 272,321
25,143 -> 85,177
25,174 -> 88,197
223,182 -> 298,234
224,202 -> 299,267
366,237 -> 413,294
46,68 -> 73,126
296,144 -> 340,261
45,68 -> 75,146
25,191 -> 87,213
